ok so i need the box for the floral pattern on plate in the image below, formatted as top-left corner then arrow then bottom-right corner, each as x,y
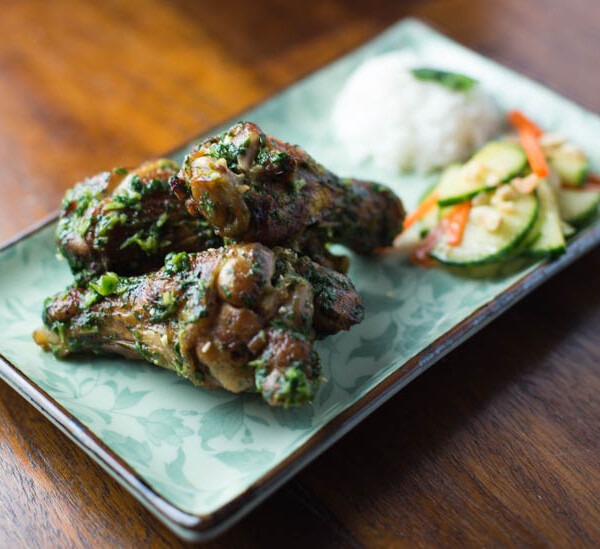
0,18 -> 598,530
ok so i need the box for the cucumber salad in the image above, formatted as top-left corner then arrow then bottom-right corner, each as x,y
401,111 -> 598,272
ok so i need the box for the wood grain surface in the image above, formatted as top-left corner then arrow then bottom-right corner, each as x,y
0,0 -> 599,546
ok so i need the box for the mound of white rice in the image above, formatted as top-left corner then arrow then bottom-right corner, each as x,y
332,51 -> 501,173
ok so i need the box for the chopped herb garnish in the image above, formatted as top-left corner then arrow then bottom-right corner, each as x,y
120,232 -> 158,253
103,200 -> 126,212
148,290 -> 179,322
89,272 -> 120,297
129,175 -> 144,193
148,178 -> 170,194
164,251 -> 190,274
158,159 -> 177,170
200,192 -> 217,216
411,67 -> 477,92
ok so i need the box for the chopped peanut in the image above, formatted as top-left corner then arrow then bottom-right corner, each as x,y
560,142 -> 583,156
472,205 -> 503,232
485,173 -> 501,186
540,132 -> 566,149
462,161 -> 489,183
512,173 -> 540,194
493,184 -> 517,203
491,184 -> 517,213
497,201 -> 516,214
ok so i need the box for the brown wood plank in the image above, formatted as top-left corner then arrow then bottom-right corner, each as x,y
297,246 -> 600,547
0,0 -> 598,545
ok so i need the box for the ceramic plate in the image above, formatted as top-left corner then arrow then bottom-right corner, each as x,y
1,18 -> 599,541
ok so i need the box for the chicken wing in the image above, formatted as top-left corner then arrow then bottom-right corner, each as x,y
33,244 -> 363,407
57,159 -> 222,282
170,122 -> 404,261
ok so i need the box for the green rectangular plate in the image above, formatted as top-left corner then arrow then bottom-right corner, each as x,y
1,18 -> 599,541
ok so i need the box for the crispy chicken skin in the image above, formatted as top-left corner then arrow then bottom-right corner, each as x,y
57,159 -> 222,283
33,244 -> 363,407
170,122 -> 405,262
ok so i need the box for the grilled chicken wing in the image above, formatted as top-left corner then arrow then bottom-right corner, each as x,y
57,159 -> 222,282
170,122 -> 405,263
33,244 -> 363,407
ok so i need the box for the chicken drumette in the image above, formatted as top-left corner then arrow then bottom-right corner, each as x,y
34,243 -> 363,407
57,159 -> 222,283
170,122 -> 404,268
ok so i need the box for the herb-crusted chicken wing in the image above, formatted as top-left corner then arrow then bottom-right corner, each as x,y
170,122 -> 405,263
33,244 -> 363,407
57,159 -> 222,282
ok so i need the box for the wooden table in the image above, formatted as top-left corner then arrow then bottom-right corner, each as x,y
1,0 -> 599,546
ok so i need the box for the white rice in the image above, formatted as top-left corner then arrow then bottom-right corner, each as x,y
332,51 -> 501,173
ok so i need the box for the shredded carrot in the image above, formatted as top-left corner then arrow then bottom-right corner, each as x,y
561,175 -> 600,192
518,129 -> 549,178
507,110 -> 543,138
587,173 -> 600,186
572,182 -> 600,192
403,192 -> 440,230
412,200 -> 472,265
508,111 -> 549,178
582,183 -> 600,192
412,224 -> 443,267
562,178 -> 600,192
445,201 -> 471,246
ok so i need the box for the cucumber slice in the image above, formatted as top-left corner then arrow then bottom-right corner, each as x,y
520,209 -> 542,249
408,166 -> 458,237
558,188 -> 600,227
433,163 -> 463,205
528,180 -> 566,257
472,141 -> 528,181
437,141 -> 527,207
549,146 -> 589,186
430,191 -> 538,266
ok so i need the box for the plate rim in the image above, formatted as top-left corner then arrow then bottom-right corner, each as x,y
2,16 -> 600,541
3,212 -> 600,540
